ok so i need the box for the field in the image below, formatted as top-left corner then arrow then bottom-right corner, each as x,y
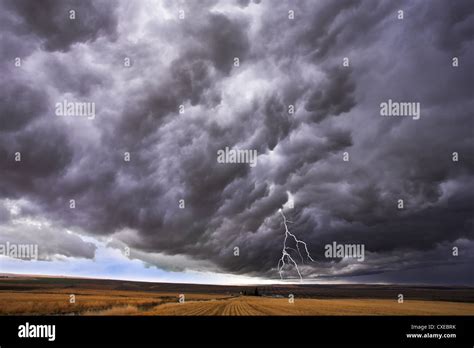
1,274 -> 473,316
143,296 -> 474,316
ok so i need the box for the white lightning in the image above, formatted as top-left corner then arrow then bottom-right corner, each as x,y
277,208 -> 315,281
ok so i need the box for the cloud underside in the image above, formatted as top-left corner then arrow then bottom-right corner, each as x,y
0,0 -> 473,283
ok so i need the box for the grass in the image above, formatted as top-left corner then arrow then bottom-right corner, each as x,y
1,276 -> 473,316
0,289 -> 229,315
1,289 -> 473,316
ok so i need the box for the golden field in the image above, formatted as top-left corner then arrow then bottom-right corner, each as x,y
1,290 -> 473,316
143,296 -> 474,316
1,275 -> 473,316
0,289 -> 231,315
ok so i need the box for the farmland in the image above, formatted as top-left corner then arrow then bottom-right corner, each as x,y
0,274 -> 473,316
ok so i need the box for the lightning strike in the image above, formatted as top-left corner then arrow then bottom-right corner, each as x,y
277,208 -> 315,281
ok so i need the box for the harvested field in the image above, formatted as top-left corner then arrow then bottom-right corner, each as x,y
144,296 -> 474,316
1,275 -> 473,316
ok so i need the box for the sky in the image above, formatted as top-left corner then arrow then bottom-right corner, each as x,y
0,0 -> 473,285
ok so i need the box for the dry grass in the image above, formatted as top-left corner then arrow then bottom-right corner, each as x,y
1,286 -> 473,316
144,296 -> 474,316
0,289 -> 230,315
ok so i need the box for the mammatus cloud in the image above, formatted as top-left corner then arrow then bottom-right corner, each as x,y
0,0 -> 473,284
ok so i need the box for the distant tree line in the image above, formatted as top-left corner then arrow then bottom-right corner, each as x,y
240,287 -> 261,296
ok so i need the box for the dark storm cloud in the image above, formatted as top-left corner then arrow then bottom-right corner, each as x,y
0,199 -> 97,260
41,54 -> 112,97
0,80 -> 48,132
0,122 -> 74,196
418,0 -> 474,52
2,0 -> 119,52
0,0 -> 473,284
304,68 -> 356,123
0,221 -> 97,260
0,202 -> 11,223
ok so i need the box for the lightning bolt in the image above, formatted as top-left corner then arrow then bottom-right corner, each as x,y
277,208 -> 315,281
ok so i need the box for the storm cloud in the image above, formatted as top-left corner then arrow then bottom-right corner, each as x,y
0,0 -> 473,284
